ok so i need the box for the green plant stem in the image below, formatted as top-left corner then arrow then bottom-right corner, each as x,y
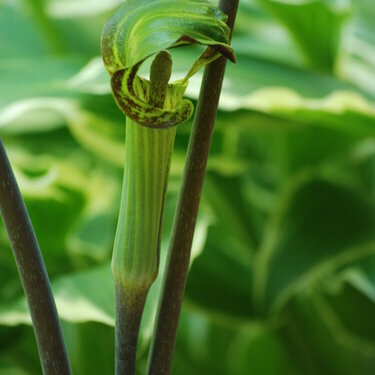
0,138 -> 72,375
146,1 -> 239,374
114,51 -> 172,375
115,283 -> 148,375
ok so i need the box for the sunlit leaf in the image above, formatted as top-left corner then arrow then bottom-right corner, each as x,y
259,0 -> 351,71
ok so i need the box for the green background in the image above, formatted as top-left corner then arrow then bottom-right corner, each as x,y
1,0 -> 375,374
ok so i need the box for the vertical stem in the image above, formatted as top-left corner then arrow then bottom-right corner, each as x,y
0,138 -> 72,375
147,1 -> 239,374
115,283 -> 148,374
114,51 -> 173,375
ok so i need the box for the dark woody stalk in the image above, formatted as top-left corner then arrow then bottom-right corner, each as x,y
0,139 -> 72,375
147,0 -> 240,373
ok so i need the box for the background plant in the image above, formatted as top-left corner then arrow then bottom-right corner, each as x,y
0,0 -> 375,374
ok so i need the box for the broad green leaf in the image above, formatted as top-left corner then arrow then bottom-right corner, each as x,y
0,264 -> 115,327
259,0 -> 352,72
0,327 -> 41,374
277,291 -> 375,375
0,1 -> 47,58
0,361 -> 28,375
320,268 -> 375,345
227,326 -> 297,375
185,225 -> 253,319
171,309 -> 242,375
0,144 -> 117,274
62,321 -> 114,375
253,175 -> 375,314
167,308 -> 294,375
45,0 -> 121,18
66,104 -> 125,167
0,58 -> 85,108
203,173 -> 255,250
339,0 -> 375,96
265,124 -> 374,180
25,0 -> 68,55
242,89 -> 375,135
231,0 -> 303,65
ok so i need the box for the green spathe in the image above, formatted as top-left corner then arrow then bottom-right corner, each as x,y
102,0 -> 234,291
101,0 -> 234,74
112,80 -> 186,289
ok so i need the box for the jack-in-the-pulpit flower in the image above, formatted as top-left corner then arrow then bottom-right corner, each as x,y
101,0 -> 234,373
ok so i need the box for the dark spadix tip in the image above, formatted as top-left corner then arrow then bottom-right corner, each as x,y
149,51 -> 173,108
150,50 -> 173,87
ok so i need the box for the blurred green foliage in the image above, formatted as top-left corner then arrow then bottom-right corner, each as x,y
0,0 -> 375,374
